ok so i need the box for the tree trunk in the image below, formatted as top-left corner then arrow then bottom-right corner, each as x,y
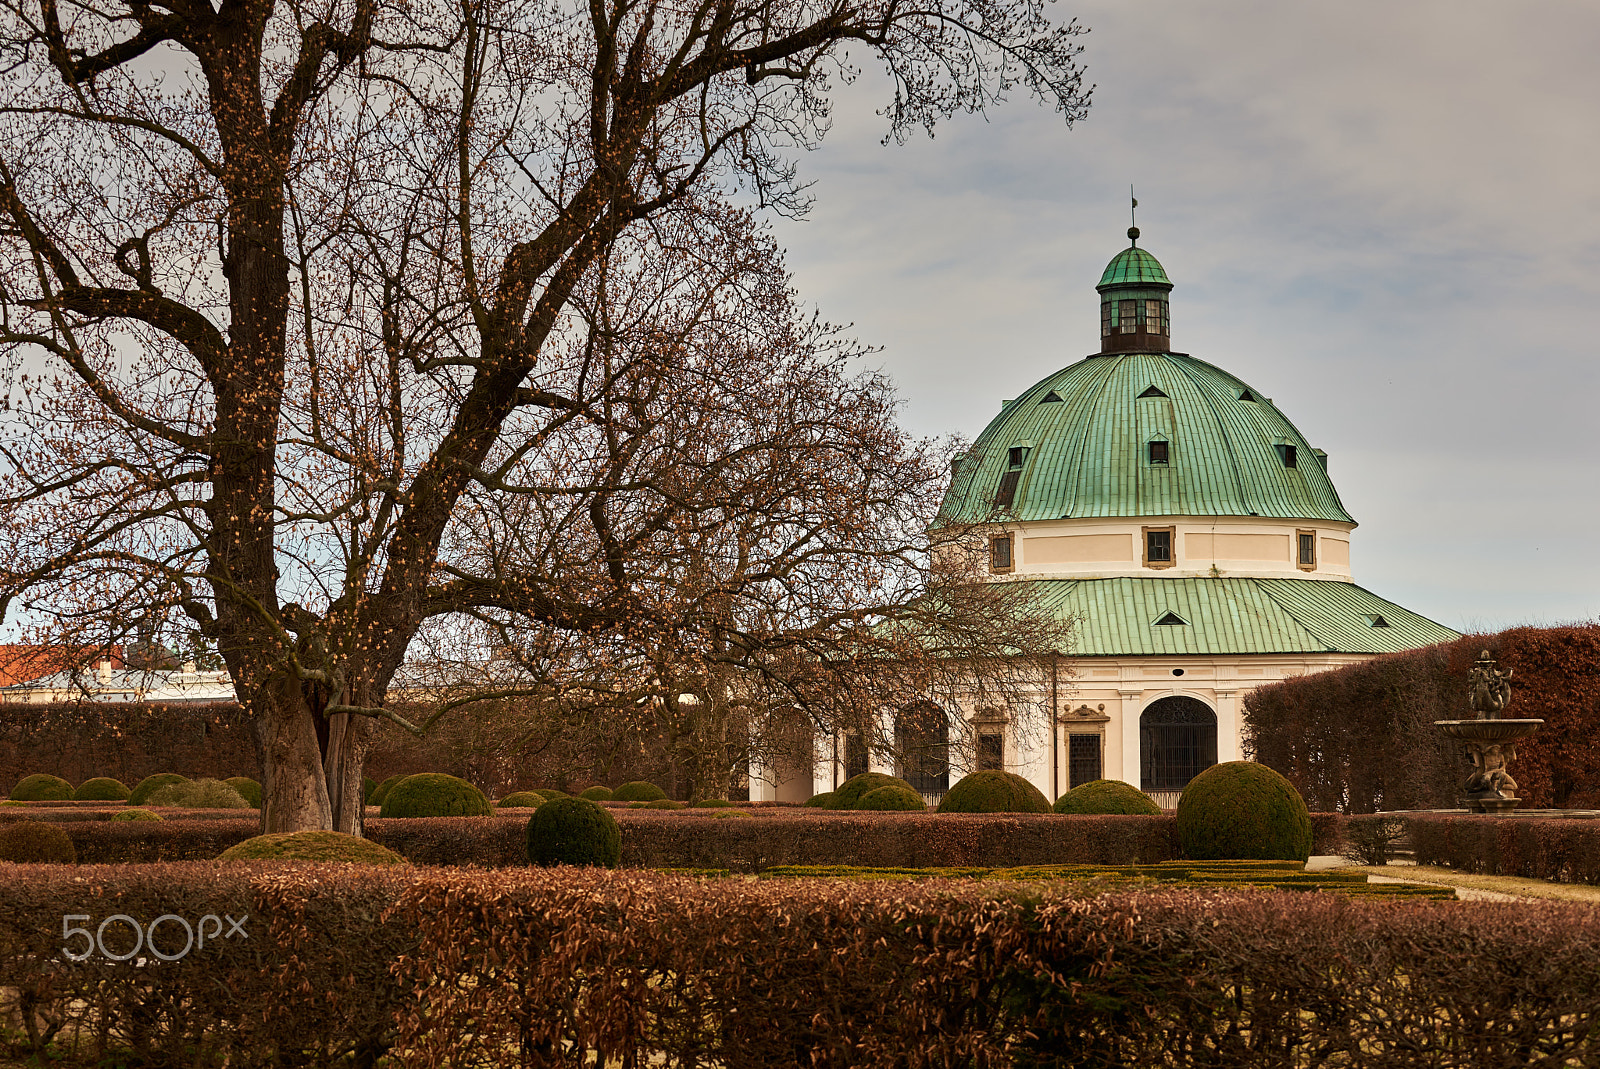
323,711 -> 373,835
258,678 -> 333,833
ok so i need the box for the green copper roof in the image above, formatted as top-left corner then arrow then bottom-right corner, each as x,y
937,352 -> 1355,525
1098,246 -> 1172,289
1020,578 -> 1460,657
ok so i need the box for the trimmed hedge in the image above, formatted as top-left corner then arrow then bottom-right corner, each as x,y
148,777 -> 253,809
379,773 -> 491,818
1178,762 -> 1313,862
829,772 -> 920,810
578,785 -> 615,802
1408,814 -> 1600,884
1054,779 -> 1161,816
220,830 -> 406,865
937,771 -> 1051,814
532,788 -> 569,800
0,819 -> 76,862
10,773 -> 74,801
2,865 -> 1597,1066
804,791 -> 837,808
613,780 -> 667,802
72,776 -> 131,801
529,797 -> 621,867
128,772 -> 188,806
370,774 -> 408,807
691,798 -> 736,809
112,808 -> 163,822
497,791 -> 545,809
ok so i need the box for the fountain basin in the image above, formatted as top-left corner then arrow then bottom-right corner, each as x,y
1434,719 -> 1544,743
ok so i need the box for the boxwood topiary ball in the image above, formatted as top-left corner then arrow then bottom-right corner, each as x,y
856,785 -> 926,811
363,776 -> 378,803
643,799 -> 684,810
127,774 -> 188,807
379,774 -> 491,818
10,774 -> 74,802
612,781 -> 667,802
112,808 -> 163,822
527,797 -> 621,867
804,791 -> 836,808
532,789 -> 569,801
225,777 -> 262,807
370,774 -> 408,807
497,791 -> 545,809
578,785 -> 614,802
72,776 -> 131,802
148,778 -> 252,809
219,830 -> 406,865
1176,761 -> 1313,862
936,771 -> 1051,814
829,772 -> 921,810
1053,779 -> 1161,816
0,820 -> 76,863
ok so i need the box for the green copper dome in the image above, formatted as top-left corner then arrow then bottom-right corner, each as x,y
938,352 -> 1354,525
1098,246 -> 1172,289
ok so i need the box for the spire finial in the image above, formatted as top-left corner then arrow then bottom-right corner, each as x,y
1128,185 -> 1139,245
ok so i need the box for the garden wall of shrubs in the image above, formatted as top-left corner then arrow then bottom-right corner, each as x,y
2,863 -> 1596,1068
4,808 -> 1344,869
1244,623 -> 1600,811
1404,814 -> 1600,885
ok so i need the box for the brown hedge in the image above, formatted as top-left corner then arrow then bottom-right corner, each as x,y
1243,623 -> 1600,811
1407,814 -> 1600,885
3,864 -> 1600,1067
16,809 -> 1346,868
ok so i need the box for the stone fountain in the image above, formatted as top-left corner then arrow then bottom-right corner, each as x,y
1435,651 -> 1542,814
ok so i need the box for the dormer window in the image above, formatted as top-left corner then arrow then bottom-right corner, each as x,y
1365,614 -> 1392,628
1007,447 -> 1028,469
1239,389 -> 1257,402
1153,611 -> 1187,626
994,447 -> 1029,508
1148,439 -> 1169,465
1275,444 -> 1298,468
1138,385 -> 1168,399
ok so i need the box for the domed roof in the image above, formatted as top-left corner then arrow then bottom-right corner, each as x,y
938,352 -> 1354,525
1098,246 -> 1172,289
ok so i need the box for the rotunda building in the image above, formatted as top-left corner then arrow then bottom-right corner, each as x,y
929,230 -> 1460,806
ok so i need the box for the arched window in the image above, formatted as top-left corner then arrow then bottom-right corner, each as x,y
895,704 -> 950,801
1140,696 -> 1217,791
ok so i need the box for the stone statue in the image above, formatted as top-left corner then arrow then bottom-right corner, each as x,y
1464,743 -> 1518,799
1467,650 -> 1512,719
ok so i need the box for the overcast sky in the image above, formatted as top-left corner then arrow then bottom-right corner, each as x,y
769,0 -> 1600,633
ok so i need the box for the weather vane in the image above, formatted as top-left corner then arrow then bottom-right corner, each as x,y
1128,185 -> 1140,244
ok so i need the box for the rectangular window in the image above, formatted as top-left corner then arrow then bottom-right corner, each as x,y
977,731 -> 1004,772
1276,443 -> 1298,468
994,470 -> 1021,508
1145,299 -> 1163,334
990,534 -> 1014,573
1118,299 -> 1137,333
1143,526 -> 1175,567
1101,302 -> 1113,337
1148,440 -> 1169,465
1068,733 -> 1103,789
1297,530 -> 1317,569
1007,446 -> 1027,469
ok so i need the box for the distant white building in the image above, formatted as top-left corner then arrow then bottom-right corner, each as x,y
751,230 -> 1459,808
0,652 -> 234,705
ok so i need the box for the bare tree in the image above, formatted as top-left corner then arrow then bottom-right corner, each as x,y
0,0 -> 1089,831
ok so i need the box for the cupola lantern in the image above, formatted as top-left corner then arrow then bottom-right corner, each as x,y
1097,227 -> 1172,354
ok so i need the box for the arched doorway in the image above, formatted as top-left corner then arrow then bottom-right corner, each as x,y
1140,696 -> 1218,793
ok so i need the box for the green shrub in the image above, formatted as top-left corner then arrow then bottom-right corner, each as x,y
713,809 -> 751,819
830,772 -> 920,810
379,774 -> 492,818
225,776 -> 262,807
112,808 -> 163,822
937,771 -> 1051,814
10,774 -> 73,802
0,800 -> 26,807
856,785 -> 926,811
691,798 -> 735,808
370,775 -> 408,807
612,781 -> 667,802
148,778 -> 252,809
533,789 -> 569,801
128,773 -> 188,807
72,776 -> 131,802
804,791 -> 837,808
578,785 -> 614,802
0,820 -> 76,863
1053,779 -> 1161,816
527,797 -> 621,868
644,799 -> 685,810
1176,761 -> 1313,863
363,776 -> 377,803
219,830 -> 406,865
497,791 -> 545,809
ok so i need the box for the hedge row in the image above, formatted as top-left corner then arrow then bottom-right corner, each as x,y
1408,814 -> 1600,885
1,864 -> 1597,1068
31,810 -> 1345,869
